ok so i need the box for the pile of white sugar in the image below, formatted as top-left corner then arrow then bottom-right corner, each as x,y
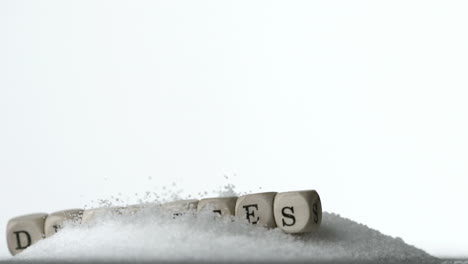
14,205 -> 437,263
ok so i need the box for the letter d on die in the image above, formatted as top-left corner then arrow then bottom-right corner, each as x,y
273,190 -> 322,233
7,213 -> 48,255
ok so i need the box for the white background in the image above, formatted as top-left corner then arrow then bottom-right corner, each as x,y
1,0 -> 467,259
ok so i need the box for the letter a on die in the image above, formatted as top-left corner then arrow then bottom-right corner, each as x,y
273,190 -> 322,233
7,213 -> 48,255
235,192 -> 277,228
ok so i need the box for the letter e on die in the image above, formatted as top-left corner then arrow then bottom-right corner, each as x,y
235,192 -> 277,228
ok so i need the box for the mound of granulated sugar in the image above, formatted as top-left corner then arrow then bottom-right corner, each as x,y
15,206 -> 437,263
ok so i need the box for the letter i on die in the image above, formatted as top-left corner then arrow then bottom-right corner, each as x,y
6,213 -> 48,255
273,190 -> 322,233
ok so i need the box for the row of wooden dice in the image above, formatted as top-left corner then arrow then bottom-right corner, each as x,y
6,190 -> 322,256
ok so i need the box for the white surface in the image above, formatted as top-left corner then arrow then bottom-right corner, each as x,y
1,0 -> 468,258
15,204 -> 435,262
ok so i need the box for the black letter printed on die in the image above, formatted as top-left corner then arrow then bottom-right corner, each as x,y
13,231 -> 31,250
53,224 -> 62,233
212,210 -> 222,215
281,206 -> 296,227
313,203 -> 319,224
242,204 -> 260,224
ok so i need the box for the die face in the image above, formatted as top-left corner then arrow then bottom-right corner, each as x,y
81,208 -> 100,223
235,192 -> 277,228
198,197 -> 238,215
118,205 -> 143,215
162,199 -> 199,216
6,213 -> 48,256
81,207 -> 116,224
50,209 -> 83,221
273,190 -> 322,233
44,209 -> 83,237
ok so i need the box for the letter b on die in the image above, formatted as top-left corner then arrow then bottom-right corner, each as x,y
273,190 -> 322,233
